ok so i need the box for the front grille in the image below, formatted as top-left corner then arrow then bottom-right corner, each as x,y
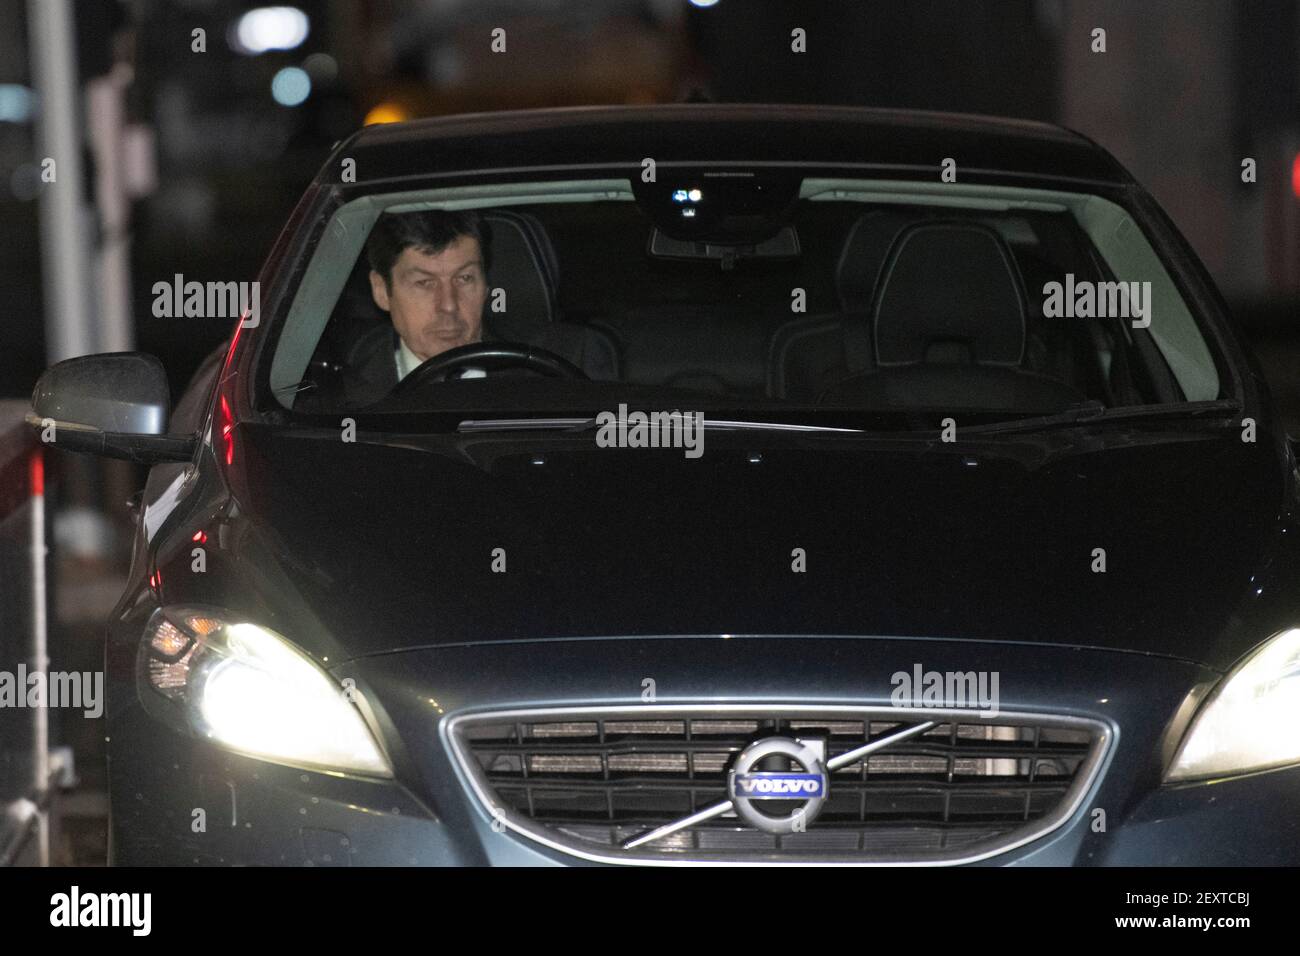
447,706 -> 1110,864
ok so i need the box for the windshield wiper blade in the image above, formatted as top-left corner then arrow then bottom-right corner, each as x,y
961,399 -> 1243,437
692,418 -> 865,433
457,417 -> 592,432
457,416 -> 866,434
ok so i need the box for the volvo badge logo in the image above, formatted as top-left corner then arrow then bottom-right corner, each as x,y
728,737 -> 829,834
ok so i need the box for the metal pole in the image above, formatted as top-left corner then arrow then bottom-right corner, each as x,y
29,449 -> 49,867
27,0 -> 98,362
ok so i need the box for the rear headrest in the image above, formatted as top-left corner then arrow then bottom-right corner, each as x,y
872,222 -> 1026,367
480,209 -> 560,339
835,211 -> 908,312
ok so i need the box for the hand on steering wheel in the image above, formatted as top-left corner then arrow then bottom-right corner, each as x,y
390,341 -> 589,395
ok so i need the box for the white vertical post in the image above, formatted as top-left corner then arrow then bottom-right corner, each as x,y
27,0 -> 99,362
29,450 -> 49,867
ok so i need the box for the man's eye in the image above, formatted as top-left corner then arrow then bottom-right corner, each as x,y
415,278 -> 434,288
457,273 -> 476,284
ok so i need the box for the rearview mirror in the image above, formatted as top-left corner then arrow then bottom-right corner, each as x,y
26,353 -> 196,463
647,225 -> 801,267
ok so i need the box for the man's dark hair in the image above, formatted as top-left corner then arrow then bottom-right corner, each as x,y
366,209 -> 490,283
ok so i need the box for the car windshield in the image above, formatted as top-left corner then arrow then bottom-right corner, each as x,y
267,175 -> 1225,428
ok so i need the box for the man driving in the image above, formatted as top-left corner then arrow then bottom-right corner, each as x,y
321,207 -> 612,408
369,208 -> 490,383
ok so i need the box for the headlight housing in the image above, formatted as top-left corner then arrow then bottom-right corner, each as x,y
141,608 -> 391,777
1167,627 -> 1300,782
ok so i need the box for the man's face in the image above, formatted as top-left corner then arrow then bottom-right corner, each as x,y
369,235 -> 487,362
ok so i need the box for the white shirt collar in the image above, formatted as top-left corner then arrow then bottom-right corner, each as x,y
394,338 -> 423,381
394,338 -> 487,380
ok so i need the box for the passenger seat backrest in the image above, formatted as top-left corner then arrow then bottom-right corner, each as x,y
816,221 -> 1087,409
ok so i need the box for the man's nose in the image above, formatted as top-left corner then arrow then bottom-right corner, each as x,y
432,282 -> 459,315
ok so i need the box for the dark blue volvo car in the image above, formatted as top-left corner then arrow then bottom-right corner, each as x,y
30,105 -> 1300,865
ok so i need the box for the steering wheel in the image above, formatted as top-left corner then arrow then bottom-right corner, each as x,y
390,341 -> 588,395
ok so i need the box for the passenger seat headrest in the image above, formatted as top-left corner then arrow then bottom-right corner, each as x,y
873,222 -> 1026,367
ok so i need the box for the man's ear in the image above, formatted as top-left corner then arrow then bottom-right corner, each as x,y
369,270 -> 391,313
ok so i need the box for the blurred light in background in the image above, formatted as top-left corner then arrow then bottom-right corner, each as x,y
271,67 -> 311,106
0,84 -> 36,124
301,52 -> 338,83
230,6 -> 310,56
688,0 -> 720,7
10,163 -> 43,201
363,101 -> 409,126
1292,153 -> 1300,200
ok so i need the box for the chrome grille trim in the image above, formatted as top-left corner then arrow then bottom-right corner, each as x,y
443,704 -> 1113,866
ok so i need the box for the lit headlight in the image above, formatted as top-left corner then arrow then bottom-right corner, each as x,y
142,608 -> 391,777
1167,627 -> 1300,781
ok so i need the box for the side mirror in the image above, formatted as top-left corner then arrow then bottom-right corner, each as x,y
26,353 -> 196,463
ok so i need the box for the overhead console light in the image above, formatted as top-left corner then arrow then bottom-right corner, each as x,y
634,167 -> 801,245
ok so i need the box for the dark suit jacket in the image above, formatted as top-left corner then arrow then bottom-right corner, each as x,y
339,323 -> 403,407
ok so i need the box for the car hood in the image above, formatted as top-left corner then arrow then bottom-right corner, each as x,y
178,422 -> 1281,670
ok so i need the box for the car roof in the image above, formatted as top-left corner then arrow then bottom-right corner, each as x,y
329,103 -> 1131,188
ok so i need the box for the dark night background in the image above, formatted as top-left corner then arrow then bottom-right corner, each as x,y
0,0 -> 1297,864
2,1 -> 1298,403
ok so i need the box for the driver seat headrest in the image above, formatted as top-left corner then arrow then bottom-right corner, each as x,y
480,208 -> 561,339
